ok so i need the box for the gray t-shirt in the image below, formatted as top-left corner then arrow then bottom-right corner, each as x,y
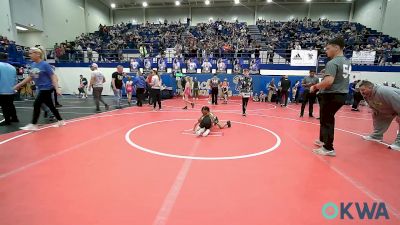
320,56 -> 351,94
302,76 -> 319,90
91,70 -> 105,88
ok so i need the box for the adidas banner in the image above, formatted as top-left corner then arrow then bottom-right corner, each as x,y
351,51 -> 376,65
290,50 -> 318,67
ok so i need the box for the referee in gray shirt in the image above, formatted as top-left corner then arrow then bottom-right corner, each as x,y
310,37 -> 351,156
300,69 -> 319,117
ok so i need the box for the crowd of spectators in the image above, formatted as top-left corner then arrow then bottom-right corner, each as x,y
257,17 -> 400,64
5,17 -> 398,64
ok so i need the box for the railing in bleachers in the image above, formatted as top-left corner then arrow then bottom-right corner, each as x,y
42,48 -> 400,67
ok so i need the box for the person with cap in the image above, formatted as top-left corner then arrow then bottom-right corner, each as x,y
88,63 -> 109,112
238,68 -> 253,116
14,47 -> 65,131
300,69 -> 319,117
358,80 -> 400,151
310,37 -> 351,156
0,54 -> 19,126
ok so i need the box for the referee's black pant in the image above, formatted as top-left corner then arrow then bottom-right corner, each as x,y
211,87 -> 219,105
300,89 -> 316,116
319,93 -> 346,151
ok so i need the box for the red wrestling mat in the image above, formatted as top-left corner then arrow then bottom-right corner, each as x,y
0,98 -> 399,225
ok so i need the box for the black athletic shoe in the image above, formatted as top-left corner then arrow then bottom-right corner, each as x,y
309,115 -> 314,118
242,113 -> 246,117
55,104 -> 62,108
299,114 -> 304,117
105,105 -> 110,110
0,121 -> 11,126
191,103 -> 195,108
227,121 -> 231,128
10,118 -> 19,123
183,106 -> 188,110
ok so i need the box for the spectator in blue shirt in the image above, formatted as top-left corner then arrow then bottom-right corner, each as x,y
0,54 -> 19,126
14,47 -> 65,131
133,71 -> 147,107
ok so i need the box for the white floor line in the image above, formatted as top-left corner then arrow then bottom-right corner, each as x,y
152,140 -> 200,225
287,134 -> 400,220
0,124 -> 132,180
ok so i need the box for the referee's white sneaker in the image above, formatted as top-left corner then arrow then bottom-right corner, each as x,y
20,124 -> 39,131
314,140 -> 324,147
389,144 -> 400,151
362,135 -> 383,143
53,120 -> 67,128
313,146 -> 336,157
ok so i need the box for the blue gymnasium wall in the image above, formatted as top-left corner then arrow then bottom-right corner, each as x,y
123,73 -> 304,97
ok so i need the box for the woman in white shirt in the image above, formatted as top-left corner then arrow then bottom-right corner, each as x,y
151,70 -> 162,110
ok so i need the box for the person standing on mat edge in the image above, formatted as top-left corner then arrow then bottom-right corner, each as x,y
183,76 -> 195,110
310,37 -> 351,157
351,80 -> 363,111
112,65 -> 126,109
210,75 -> 220,105
0,54 -> 19,126
14,47 -> 65,131
280,75 -> 291,107
300,69 -> 319,117
238,68 -> 253,116
358,80 -> 400,151
132,71 -> 146,107
150,70 -> 162,111
88,63 -> 109,112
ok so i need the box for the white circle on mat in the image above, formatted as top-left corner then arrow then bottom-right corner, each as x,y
125,119 -> 281,160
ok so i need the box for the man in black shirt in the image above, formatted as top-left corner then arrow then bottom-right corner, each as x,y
112,65 -> 125,109
280,75 -> 291,107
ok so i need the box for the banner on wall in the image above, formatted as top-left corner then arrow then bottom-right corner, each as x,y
186,58 -> 198,73
249,58 -> 260,74
157,57 -> 167,72
351,51 -> 376,65
143,58 -> 153,72
290,50 -> 318,66
216,58 -> 227,73
130,58 -> 141,73
233,58 -> 243,74
201,58 -> 212,73
172,57 -> 183,73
